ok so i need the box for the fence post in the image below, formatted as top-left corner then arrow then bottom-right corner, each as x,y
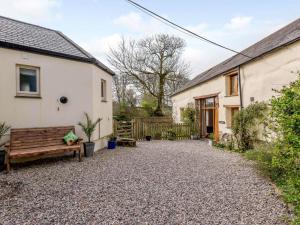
131,119 -> 134,139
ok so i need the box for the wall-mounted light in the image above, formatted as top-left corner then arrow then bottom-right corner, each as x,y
60,96 -> 68,104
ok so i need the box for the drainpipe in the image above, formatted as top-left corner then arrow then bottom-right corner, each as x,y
238,66 -> 244,109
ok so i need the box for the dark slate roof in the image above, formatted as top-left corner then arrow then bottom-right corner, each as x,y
0,16 -> 115,75
173,17 -> 300,96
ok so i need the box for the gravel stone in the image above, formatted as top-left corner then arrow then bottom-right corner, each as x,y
0,141 -> 289,225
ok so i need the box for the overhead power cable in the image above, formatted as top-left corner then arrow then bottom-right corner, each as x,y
125,0 -> 253,59
125,0 -> 294,74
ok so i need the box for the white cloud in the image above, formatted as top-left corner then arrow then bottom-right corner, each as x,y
0,0 -> 61,22
113,12 -> 143,31
80,34 -> 122,64
82,13 -> 285,79
113,12 -> 171,34
225,16 -> 253,30
186,23 -> 208,33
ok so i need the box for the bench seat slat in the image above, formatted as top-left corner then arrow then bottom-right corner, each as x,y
10,144 -> 81,159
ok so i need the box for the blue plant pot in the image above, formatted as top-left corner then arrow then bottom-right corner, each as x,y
108,140 -> 116,150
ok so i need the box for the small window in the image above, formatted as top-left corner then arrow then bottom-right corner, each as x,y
16,65 -> 40,97
226,106 -> 239,128
231,107 -> 239,126
226,74 -> 238,96
101,79 -> 107,102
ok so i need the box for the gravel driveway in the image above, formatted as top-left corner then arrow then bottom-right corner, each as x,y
0,141 -> 289,225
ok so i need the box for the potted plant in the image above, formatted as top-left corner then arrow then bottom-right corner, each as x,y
145,135 -> 152,141
108,135 -> 117,150
190,128 -> 198,140
191,133 -> 198,140
78,113 -> 102,157
0,122 -> 10,171
208,133 -> 214,146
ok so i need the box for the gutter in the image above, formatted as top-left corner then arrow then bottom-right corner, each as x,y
238,66 -> 244,108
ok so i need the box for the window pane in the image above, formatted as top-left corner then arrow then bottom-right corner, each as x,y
230,75 -> 238,95
231,107 -> 239,126
101,81 -> 104,97
101,79 -> 106,100
205,98 -> 214,107
20,68 -> 37,92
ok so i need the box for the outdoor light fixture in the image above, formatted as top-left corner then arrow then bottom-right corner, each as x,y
60,96 -> 68,104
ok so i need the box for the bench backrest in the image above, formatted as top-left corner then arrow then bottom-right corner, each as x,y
10,126 -> 75,151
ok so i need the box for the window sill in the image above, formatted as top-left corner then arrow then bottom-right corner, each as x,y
15,95 -> 42,99
101,100 -> 108,103
224,94 -> 239,97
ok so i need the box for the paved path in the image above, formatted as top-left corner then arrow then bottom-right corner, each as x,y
0,141 -> 289,224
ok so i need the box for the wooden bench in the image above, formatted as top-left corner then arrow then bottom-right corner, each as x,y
5,126 -> 82,171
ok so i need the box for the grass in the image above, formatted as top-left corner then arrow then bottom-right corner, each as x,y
244,144 -> 300,225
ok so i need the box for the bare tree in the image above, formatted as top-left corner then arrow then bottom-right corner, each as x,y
113,73 -> 138,109
113,73 -> 128,104
108,34 -> 190,116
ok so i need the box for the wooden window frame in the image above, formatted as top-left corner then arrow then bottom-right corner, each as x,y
16,64 -> 41,98
226,73 -> 238,97
225,105 -> 240,128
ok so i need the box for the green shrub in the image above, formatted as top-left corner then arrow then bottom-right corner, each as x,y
181,103 -> 196,124
165,130 -> 176,141
270,73 -> 300,175
244,74 -> 300,224
232,102 -> 268,152
225,137 -> 235,151
245,144 -> 300,224
154,132 -> 162,140
113,114 -> 129,121
208,133 -> 214,140
213,142 -> 226,149
244,144 -> 274,177
269,74 -> 300,224
0,122 -> 10,141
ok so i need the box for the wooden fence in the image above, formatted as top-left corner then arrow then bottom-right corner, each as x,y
114,117 -> 196,140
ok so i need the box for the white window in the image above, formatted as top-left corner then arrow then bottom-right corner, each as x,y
101,79 -> 107,102
16,65 -> 40,97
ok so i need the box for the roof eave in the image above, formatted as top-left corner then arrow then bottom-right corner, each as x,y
0,41 -> 115,76
171,37 -> 300,97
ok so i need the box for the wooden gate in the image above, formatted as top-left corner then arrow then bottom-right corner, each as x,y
113,120 -> 133,138
114,117 -> 196,141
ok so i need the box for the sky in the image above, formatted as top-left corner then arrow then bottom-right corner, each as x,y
0,0 -> 299,78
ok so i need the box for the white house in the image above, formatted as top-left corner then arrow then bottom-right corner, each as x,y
0,16 -> 115,150
172,18 -> 300,141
